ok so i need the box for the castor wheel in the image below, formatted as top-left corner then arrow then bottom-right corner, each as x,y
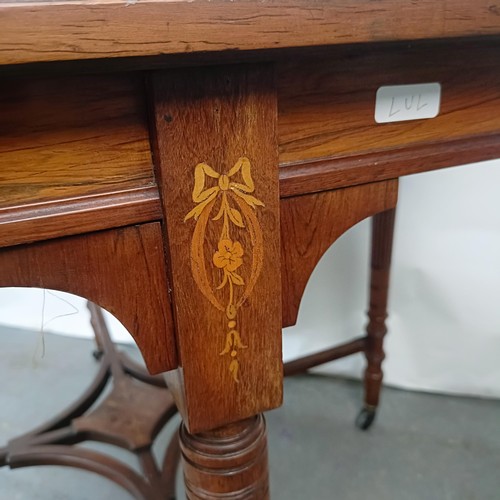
92,349 -> 104,361
355,406 -> 377,430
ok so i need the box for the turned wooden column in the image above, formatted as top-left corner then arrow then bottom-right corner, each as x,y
149,64 -> 283,497
357,207 -> 396,430
180,415 -> 269,499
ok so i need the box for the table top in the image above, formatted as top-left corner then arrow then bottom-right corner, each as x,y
1,0 -> 500,66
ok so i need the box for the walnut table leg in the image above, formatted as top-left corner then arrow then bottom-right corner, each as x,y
357,207 -> 396,430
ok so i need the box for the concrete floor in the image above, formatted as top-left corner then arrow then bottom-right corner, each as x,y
0,326 -> 499,500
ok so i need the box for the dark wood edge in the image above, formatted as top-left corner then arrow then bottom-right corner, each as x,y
0,186 -> 162,248
1,1 -> 500,66
279,133 -> 500,198
2,37 -> 499,79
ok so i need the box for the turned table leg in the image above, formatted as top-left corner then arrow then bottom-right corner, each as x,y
357,207 -> 396,430
181,415 -> 269,499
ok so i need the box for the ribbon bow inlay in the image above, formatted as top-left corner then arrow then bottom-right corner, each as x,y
184,157 -> 264,224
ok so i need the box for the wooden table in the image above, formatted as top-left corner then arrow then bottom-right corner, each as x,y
1,1 -> 500,498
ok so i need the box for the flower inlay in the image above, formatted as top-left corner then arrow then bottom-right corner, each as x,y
184,157 -> 265,382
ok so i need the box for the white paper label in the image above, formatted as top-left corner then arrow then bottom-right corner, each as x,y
375,83 -> 441,123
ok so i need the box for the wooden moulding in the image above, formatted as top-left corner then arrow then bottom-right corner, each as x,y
0,187 -> 162,248
2,132 -> 499,247
149,64 -> 282,433
4,131 -> 499,247
281,179 -> 398,328
279,134 -> 500,198
1,1 -> 500,66
0,223 -> 177,374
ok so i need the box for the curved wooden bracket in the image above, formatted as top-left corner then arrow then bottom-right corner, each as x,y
281,179 -> 398,327
0,223 -> 177,374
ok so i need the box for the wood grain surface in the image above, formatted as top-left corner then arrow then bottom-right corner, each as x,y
278,41 -> 500,164
150,64 -> 282,433
0,223 -> 177,374
281,180 -> 398,327
1,1 -> 500,65
0,73 -> 154,207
